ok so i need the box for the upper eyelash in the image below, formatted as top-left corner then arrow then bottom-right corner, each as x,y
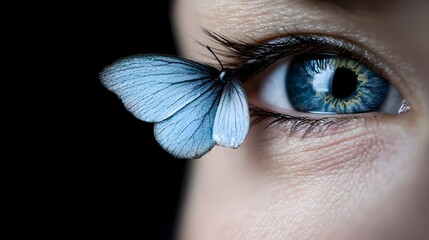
202,28 -> 384,82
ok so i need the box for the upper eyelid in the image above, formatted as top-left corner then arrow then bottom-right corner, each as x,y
205,30 -> 386,75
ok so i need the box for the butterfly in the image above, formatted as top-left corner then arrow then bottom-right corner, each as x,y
99,47 -> 249,159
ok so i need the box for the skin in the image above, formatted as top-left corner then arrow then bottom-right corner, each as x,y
171,0 -> 429,239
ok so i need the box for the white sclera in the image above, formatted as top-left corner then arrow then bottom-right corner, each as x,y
259,62 -> 293,111
257,58 -> 406,115
381,86 -> 408,115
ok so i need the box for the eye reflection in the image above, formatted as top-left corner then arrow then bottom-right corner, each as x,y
256,54 -> 405,115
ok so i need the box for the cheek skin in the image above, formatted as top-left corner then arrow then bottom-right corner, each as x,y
246,115 -> 408,179
172,0 -> 429,239
178,114 -> 416,240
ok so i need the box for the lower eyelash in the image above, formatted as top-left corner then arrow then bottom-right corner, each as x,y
250,107 -> 351,138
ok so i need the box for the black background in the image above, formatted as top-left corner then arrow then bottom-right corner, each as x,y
21,1 -> 189,239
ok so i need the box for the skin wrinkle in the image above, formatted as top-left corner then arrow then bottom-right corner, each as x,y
249,127 -> 395,179
239,119 -> 410,239
177,0 -> 389,53
214,169 -> 364,240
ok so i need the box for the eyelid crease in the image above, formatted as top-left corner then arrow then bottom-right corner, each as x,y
202,28 -> 387,83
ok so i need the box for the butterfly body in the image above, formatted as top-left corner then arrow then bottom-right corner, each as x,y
217,69 -> 229,84
100,54 -> 249,159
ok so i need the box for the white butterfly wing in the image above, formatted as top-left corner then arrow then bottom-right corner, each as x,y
154,85 -> 222,159
213,78 -> 249,148
100,54 -> 250,158
100,55 -> 219,122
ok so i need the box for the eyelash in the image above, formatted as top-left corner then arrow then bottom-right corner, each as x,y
203,29 -> 383,79
203,29 -> 389,136
250,106 -> 352,138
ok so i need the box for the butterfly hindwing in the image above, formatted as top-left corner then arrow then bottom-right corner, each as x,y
100,54 -> 219,122
154,84 -> 222,159
213,78 -> 249,148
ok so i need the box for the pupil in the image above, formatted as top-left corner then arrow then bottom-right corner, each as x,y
331,67 -> 358,98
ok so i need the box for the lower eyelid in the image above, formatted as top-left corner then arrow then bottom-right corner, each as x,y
247,114 -> 408,177
249,107 -> 388,139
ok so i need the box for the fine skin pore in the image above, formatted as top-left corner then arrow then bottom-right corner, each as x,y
172,0 -> 429,239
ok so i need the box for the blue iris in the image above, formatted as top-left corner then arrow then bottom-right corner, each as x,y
286,54 -> 390,114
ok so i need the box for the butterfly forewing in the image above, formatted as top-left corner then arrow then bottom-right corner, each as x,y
213,78 -> 249,148
100,55 -> 219,122
154,84 -> 222,159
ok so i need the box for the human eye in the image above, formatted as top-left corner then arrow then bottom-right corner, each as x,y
255,53 -> 405,115
204,30 -> 409,137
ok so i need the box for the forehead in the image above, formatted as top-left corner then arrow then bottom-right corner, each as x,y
184,0 -> 428,65
193,0 -> 425,35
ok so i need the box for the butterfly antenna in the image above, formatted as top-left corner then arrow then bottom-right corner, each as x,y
206,46 -> 225,70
